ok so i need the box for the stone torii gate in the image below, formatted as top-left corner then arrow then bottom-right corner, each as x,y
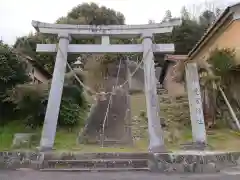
32,20 -> 182,152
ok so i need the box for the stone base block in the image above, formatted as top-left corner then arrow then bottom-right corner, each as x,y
180,142 -> 210,151
1,151 -> 240,173
36,146 -> 55,152
149,151 -> 240,173
12,133 -> 39,149
149,145 -> 167,153
0,152 -> 44,170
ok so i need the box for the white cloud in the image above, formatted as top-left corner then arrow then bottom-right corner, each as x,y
0,0 -> 237,44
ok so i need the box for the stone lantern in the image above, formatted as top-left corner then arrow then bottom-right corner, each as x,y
73,57 -> 83,69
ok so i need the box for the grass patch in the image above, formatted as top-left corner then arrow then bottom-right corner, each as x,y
0,121 -> 41,151
0,122 -> 148,152
1,121 -> 240,152
1,93 -> 240,152
54,129 -> 148,152
207,129 -> 240,150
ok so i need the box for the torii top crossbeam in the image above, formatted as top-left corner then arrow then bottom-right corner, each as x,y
32,20 -> 181,54
32,19 -> 181,39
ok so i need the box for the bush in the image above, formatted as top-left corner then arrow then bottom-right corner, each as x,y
208,48 -> 235,75
58,98 -> 84,127
0,101 -> 19,125
7,83 -> 87,129
139,110 -> 146,118
0,41 -> 29,123
6,83 -> 48,128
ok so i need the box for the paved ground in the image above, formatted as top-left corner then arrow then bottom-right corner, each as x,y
1,170 -> 240,180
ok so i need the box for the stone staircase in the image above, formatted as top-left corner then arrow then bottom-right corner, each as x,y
221,165 -> 240,175
40,153 -> 149,172
130,87 -> 190,142
157,88 -> 190,144
158,88 -> 190,128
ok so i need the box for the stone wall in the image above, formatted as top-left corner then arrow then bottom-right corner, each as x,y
164,62 -> 186,98
149,151 -> 240,173
0,152 -> 43,170
128,61 -> 161,93
1,151 -> 240,173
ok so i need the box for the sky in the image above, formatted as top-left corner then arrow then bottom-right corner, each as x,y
0,0 -> 238,45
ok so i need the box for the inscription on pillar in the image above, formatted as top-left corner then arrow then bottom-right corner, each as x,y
194,87 -> 204,124
185,63 -> 206,143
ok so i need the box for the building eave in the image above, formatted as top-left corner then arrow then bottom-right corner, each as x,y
14,49 -> 52,79
187,2 -> 240,60
25,56 -> 52,79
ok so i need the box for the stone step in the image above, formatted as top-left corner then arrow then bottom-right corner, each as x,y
158,94 -> 188,98
43,152 -> 149,160
157,89 -> 168,95
160,112 -> 189,116
160,102 -> 189,108
221,166 -> 240,175
158,95 -> 169,99
96,139 -> 128,146
159,99 -> 189,104
40,167 -> 150,172
43,159 -> 148,169
159,96 -> 188,100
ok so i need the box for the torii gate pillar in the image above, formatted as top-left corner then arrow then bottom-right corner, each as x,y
142,32 -> 165,153
39,33 -> 71,150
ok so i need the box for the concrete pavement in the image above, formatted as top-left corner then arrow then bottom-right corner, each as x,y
1,170 -> 240,180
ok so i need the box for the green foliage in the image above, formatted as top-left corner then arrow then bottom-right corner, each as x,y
181,6 -> 190,20
14,34 -> 57,73
57,2 -> 127,65
172,19 -> 206,54
0,41 -> 29,123
6,83 -> 49,127
0,41 -> 29,96
64,2 -> 125,25
10,2 -> 126,128
155,19 -> 206,54
156,7 -> 218,55
208,48 -> 236,75
139,110 -> 147,122
205,48 -> 237,126
6,3 -> 222,129
58,85 -> 88,128
162,10 -> 172,22
199,10 -> 216,29
14,3 -> 126,73
58,98 -> 84,127
139,110 -> 146,118
7,83 -> 87,128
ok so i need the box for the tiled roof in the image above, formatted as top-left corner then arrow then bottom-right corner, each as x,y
188,2 -> 240,59
13,49 -> 52,78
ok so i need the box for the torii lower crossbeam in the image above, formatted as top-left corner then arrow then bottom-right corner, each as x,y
36,44 -> 175,54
